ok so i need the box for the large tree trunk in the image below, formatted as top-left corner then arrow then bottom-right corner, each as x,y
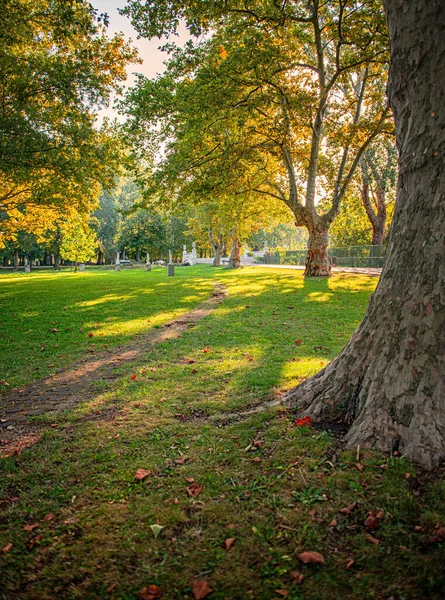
304,220 -> 331,277
213,245 -> 222,266
227,229 -> 241,268
284,0 -> 445,466
54,253 -> 61,271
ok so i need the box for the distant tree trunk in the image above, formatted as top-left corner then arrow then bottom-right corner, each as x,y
227,229 -> 241,268
136,249 -> 140,262
304,218 -> 331,276
54,253 -> 61,271
361,161 -> 387,247
283,0 -> 445,466
13,249 -> 19,271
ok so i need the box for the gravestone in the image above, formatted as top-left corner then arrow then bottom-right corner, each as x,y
115,251 -> 121,271
168,263 -> 175,276
25,265 -> 31,273
79,263 -> 85,272
145,253 -> 151,271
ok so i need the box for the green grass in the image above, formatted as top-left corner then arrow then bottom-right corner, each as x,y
1,266 -> 444,599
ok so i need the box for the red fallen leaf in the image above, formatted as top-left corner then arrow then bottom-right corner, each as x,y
130,374 -> 137,380
251,457 -> 262,463
329,519 -> 338,527
192,580 -> 212,600
186,482 -> 203,498
191,368 -> 198,374
364,513 -> 379,530
106,583 -> 117,593
188,359 -> 196,364
275,591 -> 289,597
44,513 -> 54,522
2,543 -> 12,552
365,533 -> 380,545
296,416 -> 311,427
88,333 -> 94,338
298,551 -> 325,564
202,346 -> 210,353
185,477 -> 195,483
134,469 -> 153,481
339,501 -> 358,515
290,571 -> 304,584
140,584 -> 162,599
355,463 -> 364,472
433,527 -> 445,538
225,537 -> 236,550
345,558 -> 355,569
23,523 -> 39,531
295,339 -> 303,344
175,457 -> 187,464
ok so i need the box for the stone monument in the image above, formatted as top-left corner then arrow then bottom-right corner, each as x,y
115,252 -> 121,271
145,253 -> 151,271
168,250 -> 174,276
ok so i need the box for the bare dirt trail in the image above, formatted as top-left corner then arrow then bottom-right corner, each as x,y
0,284 -> 227,455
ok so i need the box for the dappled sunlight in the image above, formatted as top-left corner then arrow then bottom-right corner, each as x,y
305,292 -> 333,302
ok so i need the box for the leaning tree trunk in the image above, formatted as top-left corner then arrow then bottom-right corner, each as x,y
283,0 -> 445,466
304,219 -> 331,277
228,230 -> 241,268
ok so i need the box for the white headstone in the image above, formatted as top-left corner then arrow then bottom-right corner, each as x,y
25,264 -> 31,273
79,263 -> 85,272
169,250 -> 173,264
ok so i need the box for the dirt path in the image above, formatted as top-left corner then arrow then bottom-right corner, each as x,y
0,283 -> 227,455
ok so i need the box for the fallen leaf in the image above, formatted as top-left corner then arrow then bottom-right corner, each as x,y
149,524 -> 164,539
130,374 -> 137,380
405,472 -> 411,479
192,580 -> 212,600
44,513 -> 54,522
23,523 -> 39,532
251,457 -> 262,463
365,533 -> 380,545
185,477 -> 195,483
345,558 -> 355,569
186,482 -> 203,498
298,551 -> 325,564
329,519 -> 338,527
175,457 -> 187,465
275,590 -> 289,597
2,543 -> 12,552
355,463 -> 364,472
134,469 -> 153,481
88,333 -> 94,338
364,513 -> 379,530
290,570 -> 304,584
376,510 -> 384,520
225,537 -> 236,551
296,416 -> 311,427
106,583 -> 117,593
339,501 -> 358,515
188,359 -> 196,364
140,584 -> 162,599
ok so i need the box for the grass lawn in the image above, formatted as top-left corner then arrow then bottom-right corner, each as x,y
1,266 -> 444,599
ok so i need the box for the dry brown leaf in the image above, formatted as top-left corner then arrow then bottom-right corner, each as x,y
355,463 -> 364,472
345,558 -> 355,569
290,570 -> 304,584
364,514 -> 379,530
251,457 -> 262,463
175,457 -> 187,465
134,469 -> 153,481
225,537 -> 236,551
185,477 -> 195,483
339,502 -> 358,515
106,583 -> 117,593
298,551 -> 325,564
365,533 -> 380,545
274,590 -> 289,597
192,579 -> 212,600
44,513 -> 54,522
329,519 -> 338,527
186,482 -> 203,498
2,543 -> 12,553
139,584 -> 162,599
376,511 -> 384,520
23,523 -> 39,532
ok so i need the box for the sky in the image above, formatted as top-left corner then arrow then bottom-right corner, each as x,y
91,0 -> 190,120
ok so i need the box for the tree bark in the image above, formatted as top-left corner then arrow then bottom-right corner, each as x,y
54,253 -> 61,270
283,0 -> 445,466
13,248 -> 18,271
304,220 -> 331,277
228,229 -> 241,268
213,245 -> 222,266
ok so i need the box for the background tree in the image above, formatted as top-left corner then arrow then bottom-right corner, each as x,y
123,0 -> 392,276
0,0 -> 136,226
